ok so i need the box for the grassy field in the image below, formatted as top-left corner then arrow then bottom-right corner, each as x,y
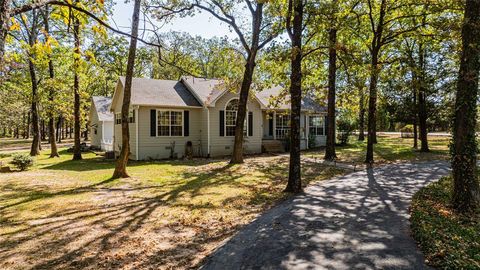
305,135 -> 450,164
410,176 -> 480,269
0,147 -> 343,270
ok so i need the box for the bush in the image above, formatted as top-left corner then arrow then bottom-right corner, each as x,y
400,124 -> 414,138
11,153 -> 34,171
400,124 -> 414,133
336,117 -> 356,145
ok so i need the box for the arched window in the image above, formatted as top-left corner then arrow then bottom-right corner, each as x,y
225,98 -> 247,136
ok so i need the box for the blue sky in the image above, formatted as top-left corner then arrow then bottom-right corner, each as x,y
109,1 -> 236,39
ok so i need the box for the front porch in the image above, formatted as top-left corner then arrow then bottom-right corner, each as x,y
261,110 -> 327,153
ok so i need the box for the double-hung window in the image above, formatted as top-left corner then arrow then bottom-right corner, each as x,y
157,110 -> 183,136
128,110 -> 135,123
225,99 -> 247,136
115,111 -> 135,124
275,114 -> 290,139
115,113 -> 121,124
309,115 -> 324,136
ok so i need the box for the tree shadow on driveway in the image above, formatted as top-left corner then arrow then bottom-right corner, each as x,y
200,160 -> 450,270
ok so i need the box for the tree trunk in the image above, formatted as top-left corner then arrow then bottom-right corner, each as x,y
285,0 -> 303,193
42,6 -> 59,157
41,120 -> 46,141
451,0 -> 480,212
417,44 -> 429,152
56,116 -> 62,143
26,111 -> 30,139
230,55 -> 255,164
72,13 -> 82,160
84,121 -> 88,141
27,10 -> 40,156
22,112 -> 26,138
230,4 -> 264,164
325,27 -> 337,160
413,90 -> 418,149
365,0 -> 386,164
365,48 -> 379,164
0,0 -> 11,68
112,0 -> 141,179
358,85 -> 365,141
29,59 -> 40,156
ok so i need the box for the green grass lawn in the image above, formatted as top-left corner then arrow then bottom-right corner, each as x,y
305,135 -> 450,164
0,148 -> 343,269
410,176 -> 480,269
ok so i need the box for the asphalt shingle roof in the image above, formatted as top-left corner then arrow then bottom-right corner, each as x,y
116,76 -> 325,112
181,76 -> 224,106
119,77 -> 202,107
92,96 -> 114,121
255,86 -> 327,112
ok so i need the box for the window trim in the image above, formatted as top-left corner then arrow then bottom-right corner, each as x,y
224,98 -> 248,137
115,111 -> 135,124
128,110 -> 135,123
309,114 -> 325,136
275,113 -> 290,139
156,109 -> 184,137
115,113 -> 121,125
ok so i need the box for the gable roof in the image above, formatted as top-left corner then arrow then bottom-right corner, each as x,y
92,96 -> 114,121
111,76 -> 325,112
181,76 -> 225,106
118,77 -> 202,108
255,86 -> 327,113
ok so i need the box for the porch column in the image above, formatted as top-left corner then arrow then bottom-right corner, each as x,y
306,113 -> 309,149
273,111 -> 276,140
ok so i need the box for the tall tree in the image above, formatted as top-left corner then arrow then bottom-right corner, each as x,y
361,0 -> 424,164
155,0 -> 279,164
284,0 -> 303,193
357,79 -> 366,141
417,42 -> 428,152
451,0 -> 480,212
0,0 -> 11,68
324,0 -> 338,161
22,9 -> 42,156
43,5 -> 59,157
72,5 -> 82,160
112,0 -> 141,178
364,0 -> 386,164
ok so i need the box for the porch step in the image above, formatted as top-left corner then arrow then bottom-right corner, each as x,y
262,140 -> 285,153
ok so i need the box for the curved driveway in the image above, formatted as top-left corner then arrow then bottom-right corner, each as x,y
201,161 -> 449,270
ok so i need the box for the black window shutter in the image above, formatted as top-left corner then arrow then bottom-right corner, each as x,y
268,113 -> 273,136
184,110 -> 189,136
150,110 -> 156,136
324,115 -> 328,136
248,111 -> 253,137
219,110 -> 225,136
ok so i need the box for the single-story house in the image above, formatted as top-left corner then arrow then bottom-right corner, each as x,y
109,76 -> 329,160
90,96 -> 114,151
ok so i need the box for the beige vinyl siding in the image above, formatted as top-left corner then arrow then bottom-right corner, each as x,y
208,92 -> 263,157
200,107 -> 209,157
137,106 -> 202,160
90,104 -> 102,148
